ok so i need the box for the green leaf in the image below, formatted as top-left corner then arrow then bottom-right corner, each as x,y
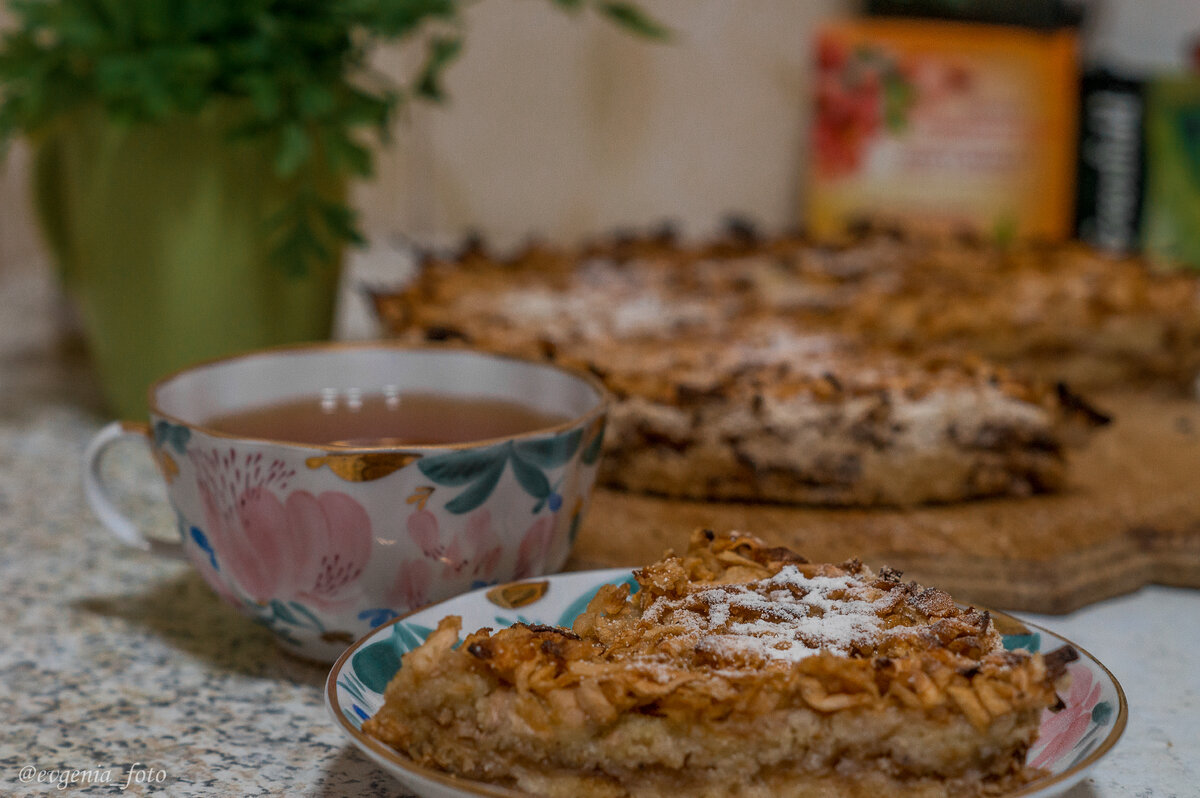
298,84 -> 335,119
415,34 -> 463,101
242,73 -> 282,119
0,0 -> 665,283
267,197 -> 333,278
510,453 -> 551,499
596,2 -> 670,39
288,600 -> 326,632
97,0 -> 136,44
270,599 -> 298,625
132,0 -> 171,42
324,130 -> 374,177
444,456 -> 507,514
408,622 -> 434,640
319,200 -> 367,246
515,430 -> 583,469
1002,633 -> 1041,653
340,88 -> 394,128
275,122 -> 311,175
367,0 -> 459,37
393,622 -> 424,651
337,676 -> 367,705
419,442 -> 511,486
351,637 -> 402,693
153,420 -> 191,454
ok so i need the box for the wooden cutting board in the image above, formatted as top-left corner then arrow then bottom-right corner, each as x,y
568,390 -> 1200,613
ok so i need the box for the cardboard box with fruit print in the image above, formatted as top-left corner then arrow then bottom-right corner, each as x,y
806,19 -> 1079,242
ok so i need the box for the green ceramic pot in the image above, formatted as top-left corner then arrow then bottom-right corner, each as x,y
33,103 -> 346,418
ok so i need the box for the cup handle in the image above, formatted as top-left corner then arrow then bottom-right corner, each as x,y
83,420 -> 186,559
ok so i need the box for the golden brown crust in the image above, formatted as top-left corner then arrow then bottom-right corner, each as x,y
364,531 -> 1069,797
376,227 -> 1200,390
371,230 -> 1134,506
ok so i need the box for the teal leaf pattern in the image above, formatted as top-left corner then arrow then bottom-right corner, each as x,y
252,616 -> 300,646
418,428 -> 585,515
515,429 -> 582,469
338,670 -> 370,706
288,601 -> 324,631
418,444 -> 507,486
511,454 -> 551,500
251,599 -> 326,644
153,420 -> 191,454
352,621 -> 435,694
352,639 -> 402,696
339,576 -> 640,727
1002,633 -> 1041,653
270,599 -> 299,625
393,621 -> 434,652
443,456 -> 507,514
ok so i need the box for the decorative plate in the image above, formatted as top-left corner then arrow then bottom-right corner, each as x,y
326,569 -> 1127,798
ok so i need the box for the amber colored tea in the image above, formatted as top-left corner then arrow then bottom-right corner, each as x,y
203,391 -> 570,446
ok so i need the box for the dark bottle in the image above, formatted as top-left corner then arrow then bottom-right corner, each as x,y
1075,69 -> 1146,255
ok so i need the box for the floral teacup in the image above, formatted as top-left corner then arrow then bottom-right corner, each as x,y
83,344 -> 608,662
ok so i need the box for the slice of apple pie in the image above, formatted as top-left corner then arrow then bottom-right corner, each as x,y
363,530 -> 1074,797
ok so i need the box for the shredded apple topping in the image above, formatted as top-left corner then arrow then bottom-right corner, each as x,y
371,229 -> 1133,507
363,530 -> 1074,798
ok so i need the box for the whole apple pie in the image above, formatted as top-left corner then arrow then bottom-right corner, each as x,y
363,530 -> 1075,797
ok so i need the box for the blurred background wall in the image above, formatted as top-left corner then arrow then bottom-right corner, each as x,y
2,0 -> 1200,270
356,0 -> 850,250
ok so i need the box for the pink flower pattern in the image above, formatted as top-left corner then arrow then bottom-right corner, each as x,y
405,508 -> 504,583
514,516 -> 555,580
195,448 -> 373,611
385,557 -> 433,611
1030,663 -> 1102,770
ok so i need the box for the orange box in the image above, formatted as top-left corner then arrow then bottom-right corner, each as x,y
805,19 -> 1079,242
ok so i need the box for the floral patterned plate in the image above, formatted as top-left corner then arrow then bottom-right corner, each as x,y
326,569 -> 1127,798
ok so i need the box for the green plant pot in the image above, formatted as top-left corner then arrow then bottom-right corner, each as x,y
33,103 -> 345,418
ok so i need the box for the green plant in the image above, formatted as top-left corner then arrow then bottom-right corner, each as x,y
0,0 -> 666,273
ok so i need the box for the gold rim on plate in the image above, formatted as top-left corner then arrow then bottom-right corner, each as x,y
325,574 -> 1128,798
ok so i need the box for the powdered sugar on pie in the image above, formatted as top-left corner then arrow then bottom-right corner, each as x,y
373,228 -> 1133,506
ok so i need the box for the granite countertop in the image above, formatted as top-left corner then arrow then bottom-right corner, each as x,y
1,262 -> 1197,797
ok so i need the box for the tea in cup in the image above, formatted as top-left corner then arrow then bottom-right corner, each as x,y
83,344 -> 608,662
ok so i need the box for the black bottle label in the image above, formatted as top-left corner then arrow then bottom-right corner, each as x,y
1075,69 -> 1146,254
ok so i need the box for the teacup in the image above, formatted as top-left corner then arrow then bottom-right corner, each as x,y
83,344 -> 608,662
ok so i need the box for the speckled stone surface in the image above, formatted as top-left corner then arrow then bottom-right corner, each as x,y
0,262 -> 1196,797
0,264 -> 409,797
